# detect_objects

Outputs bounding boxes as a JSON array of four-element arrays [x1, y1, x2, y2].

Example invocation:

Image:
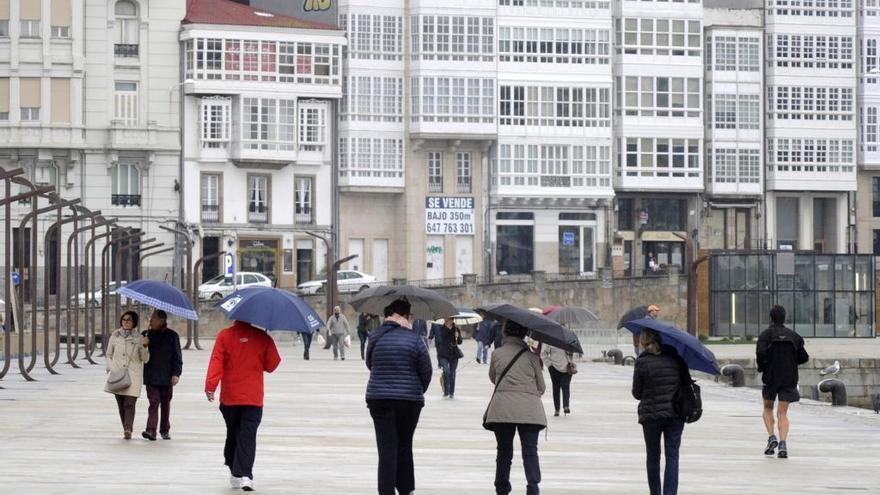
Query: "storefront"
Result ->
[[238, 238, 279, 285]]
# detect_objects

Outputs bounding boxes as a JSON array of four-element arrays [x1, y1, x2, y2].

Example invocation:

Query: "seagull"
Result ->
[[871, 393, 880, 414], [819, 360, 841, 376]]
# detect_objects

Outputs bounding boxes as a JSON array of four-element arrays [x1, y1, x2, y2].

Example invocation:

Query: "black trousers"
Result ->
[[358, 329, 369, 359], [220, 404, 263, 479], [548, 367, 572, 412], [493, 423, 542, 495], [642, 419, 684, 495], [367, 399, 423, 495], [145, 385, 173, 434], [302, 332, 313, 360], [114, 394, 137, 432]]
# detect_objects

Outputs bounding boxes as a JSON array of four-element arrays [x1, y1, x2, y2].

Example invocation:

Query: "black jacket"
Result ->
[[143, 328, 182, 386], [365, 322, 433, 403], [632, 347, 685, 424], [433, 323, 463, 360], [756, 324, 809, 388]]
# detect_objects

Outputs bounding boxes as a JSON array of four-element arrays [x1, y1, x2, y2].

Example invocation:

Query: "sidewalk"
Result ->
[[1, 339, 878, 494]]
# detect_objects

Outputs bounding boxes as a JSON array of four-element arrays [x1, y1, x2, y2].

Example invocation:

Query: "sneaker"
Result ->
[[240, 477, 255, 491], [777, 441, 788, 459], [230, 476, 242, 489], [141, 430, 156, 441], [764, 435, 778, 456]]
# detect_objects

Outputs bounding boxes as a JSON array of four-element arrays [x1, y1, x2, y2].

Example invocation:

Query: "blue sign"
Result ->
[[224, 253, 235, 278], [11, 271, 20, 286], [562, 232, 576, 246]]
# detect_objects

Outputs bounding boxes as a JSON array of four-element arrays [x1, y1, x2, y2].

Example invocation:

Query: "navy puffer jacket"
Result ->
[[632, 347, 685, 424], [365, 322, 433, 404]]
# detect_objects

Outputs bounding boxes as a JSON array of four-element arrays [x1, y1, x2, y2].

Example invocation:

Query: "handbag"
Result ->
[[482, 348, 529, 430], [675, 362, 703, 423], [106, 339, 135, 393], [455, 346, 464, 359]]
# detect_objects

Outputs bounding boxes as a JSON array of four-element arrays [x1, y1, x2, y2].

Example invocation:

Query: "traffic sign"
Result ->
[[224, 253, 235, 278], [11, 271, 20, 287]]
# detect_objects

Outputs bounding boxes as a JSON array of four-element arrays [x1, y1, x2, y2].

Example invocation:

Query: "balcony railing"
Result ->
[[114, 44, 139, 57], [428, 180, 443, 193], [456, 180, 472, 193], [295, 207, 313, 225], [248, 207, 268, 223], [201, 204, 220, 223], [112, 194, 141, 207]]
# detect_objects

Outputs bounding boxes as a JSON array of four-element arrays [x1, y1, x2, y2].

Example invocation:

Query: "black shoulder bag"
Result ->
[[675, 359, 703, 424], [482, 348, 529, 430]]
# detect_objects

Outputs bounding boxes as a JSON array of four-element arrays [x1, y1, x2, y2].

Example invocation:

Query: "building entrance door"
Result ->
[[558, 225, 595, 274], [239, 238, 279, 285], [426, 236, 444, 279]]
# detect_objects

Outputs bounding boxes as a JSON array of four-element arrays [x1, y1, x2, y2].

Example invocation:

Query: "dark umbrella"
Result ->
[[623, 318, 720, 375], [617, 305, 649, 329], [477, 303, 583, 354], [116, 279, 198, 320], [348, 284, 456, 321], [546, 306, 599, 327], [214, 287, 324, 333]]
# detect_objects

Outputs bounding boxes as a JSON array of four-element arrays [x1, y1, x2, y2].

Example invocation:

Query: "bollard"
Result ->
[[817, 379, 847, 406], [622, 356, 636, 367], [721, 364, 745, 387], [606, 349, 623, 365]]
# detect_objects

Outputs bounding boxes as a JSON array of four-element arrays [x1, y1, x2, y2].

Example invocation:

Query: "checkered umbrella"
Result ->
[[116, 279, 199, 320]]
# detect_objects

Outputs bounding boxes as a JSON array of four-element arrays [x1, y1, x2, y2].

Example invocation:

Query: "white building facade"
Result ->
[[764, 0, 858, 252], [180, 0, 345, 289], [0, 0, 184, 298], [857, 0, 880, 254]]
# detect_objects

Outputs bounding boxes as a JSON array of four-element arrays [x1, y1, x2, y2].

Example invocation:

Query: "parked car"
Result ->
[[73, 280, 127, 307], [297, 270, 378, 295], [198, 272, 273, 300]]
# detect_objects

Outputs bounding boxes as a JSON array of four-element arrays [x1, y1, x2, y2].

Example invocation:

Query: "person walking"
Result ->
[[327, 306, 351, 360], [357, 313, 380, 360], [301, 329, 314, 360], [541, 344, 575, 416], [474, 318, 492, 364], [434, 318, 463, 398], [205, 320, 282, 491], [104, 310, 150, 440], [484, 321, 546, 495], [756, 305, 809, 459], [141, 309, 182, 441], [365, 299, 432, 495], [632, 328, 686, 495]]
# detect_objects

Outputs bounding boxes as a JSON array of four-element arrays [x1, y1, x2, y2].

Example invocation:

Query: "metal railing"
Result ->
[[114, 44, 139, 57], [201, 204, 219, 222], [248, 208, 268, 223], [111, 194, 141, 207]]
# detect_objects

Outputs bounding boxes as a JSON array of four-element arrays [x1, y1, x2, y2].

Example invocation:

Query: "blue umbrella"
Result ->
[[214, 287, 324, 333], [624, 318, 720, 375], [116, 280, 199, 320]]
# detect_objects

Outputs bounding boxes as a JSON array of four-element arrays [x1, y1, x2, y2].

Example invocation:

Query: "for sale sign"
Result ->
[[425, 196, 475, 235]]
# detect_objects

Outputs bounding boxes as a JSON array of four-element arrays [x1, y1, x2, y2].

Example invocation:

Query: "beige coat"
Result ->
[[541, 344, 574, 374], [485, 337, 547, 428], [104, 328, 150, 397]]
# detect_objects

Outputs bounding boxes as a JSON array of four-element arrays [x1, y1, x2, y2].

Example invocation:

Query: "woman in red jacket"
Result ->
[[205, 320, 281, 492]]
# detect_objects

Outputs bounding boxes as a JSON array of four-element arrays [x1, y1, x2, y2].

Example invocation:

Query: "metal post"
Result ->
[[57, 208, 100, 367], [0, 167, 25, 381], [136, 243, 168, 280], [83, 226, 124, 363], [104, 229, 144, 350], [193, 250, 226, 350], [117, 237, 156, 314], [159, 225, 196, 349]]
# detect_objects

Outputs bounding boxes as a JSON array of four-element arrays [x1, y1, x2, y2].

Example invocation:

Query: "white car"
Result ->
[[73, 281, 127, 307], [198, 272, 273, 300], [297, 270, 378, 295]]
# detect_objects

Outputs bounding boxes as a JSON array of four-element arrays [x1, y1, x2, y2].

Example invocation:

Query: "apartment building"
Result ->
[[180, 0, 345, 288], [0, 0, 184, 297], [764, 0, 858, 252], [857, 0, 880, 254]]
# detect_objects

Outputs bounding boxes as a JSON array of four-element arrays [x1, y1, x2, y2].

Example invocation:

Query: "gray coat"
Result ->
[[327, 314, 351, 336], [485, 337, 547, 428]]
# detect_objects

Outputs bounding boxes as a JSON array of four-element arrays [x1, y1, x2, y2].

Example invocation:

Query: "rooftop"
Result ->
[[183, 0, 337, 31]]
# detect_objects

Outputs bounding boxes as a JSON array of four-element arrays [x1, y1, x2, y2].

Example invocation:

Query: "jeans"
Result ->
[[145, 385, 173, 434], [493, 423, 542, 495], [548, 367, 572, 412], [220, 404, 263, 479], [302, 332, 313, 360], [330, 334, 346, 359], [114, 394, 137, 432], [476, 341, 488, 362], [642, 419, 685, 495], [358, 329, 370, 360], [367, 399, 423, 495], [437, 357, 459, 396]]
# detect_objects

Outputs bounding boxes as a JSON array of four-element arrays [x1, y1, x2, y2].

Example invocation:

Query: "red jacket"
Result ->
[[205, 321, 281, 407]]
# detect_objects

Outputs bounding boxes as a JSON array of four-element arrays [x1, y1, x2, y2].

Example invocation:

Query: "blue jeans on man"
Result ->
[[476, 340, 488, 363]]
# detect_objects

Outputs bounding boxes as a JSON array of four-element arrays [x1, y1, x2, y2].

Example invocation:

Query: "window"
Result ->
[[428, 152, 443, 192], [200, 97, 231, 148], [113, 82, 137, 126], [770, 34, 853, 69], [620, 76, 700, 118], [412, 15, 494, 61], [499, 27, 610, 65], [873, 178, 880, 217], [51, 26, 69, 38], [51, 0, 72, 39], [865, 106, 879, 152], [20, 20, 40, 38], [498, 143, 611, 189], [295, 177, 314, 224], [617, 17, 701, 57], [342, 76, 402, 123], [242, 98, 296, 151], [341, 13, 402, 60], [456, 152, 472, 193], [714, 95, 736, 129], [0, 21, 7, 37], [767, 0, 854, 17], [767, 138, 855, 174], [299, 104, 325, 152], [496, 224, 534, 275], [500, 84, 611, 127], [200, 174, 221, 222], [709, 35, 760, 72], [411, 77, 494, 123], [711, 148, 760, 184], [247, 175, 269, 223], [114, 0, 138, 56], [621, 138, 701, 178], [499, 0, 611, 8], [0, 78, 8, 120], [111, 162, 141, 206], [338, 137, 404, 180], [19, 78, 40, 122], [767, 86, 853, 121]]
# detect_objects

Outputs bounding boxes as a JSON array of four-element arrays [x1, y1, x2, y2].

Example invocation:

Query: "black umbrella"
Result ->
[[546, 306, 600, 327], [617, 305, 649, 329], [348, 285, 456, 321], [477, 303, 583, 354]]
